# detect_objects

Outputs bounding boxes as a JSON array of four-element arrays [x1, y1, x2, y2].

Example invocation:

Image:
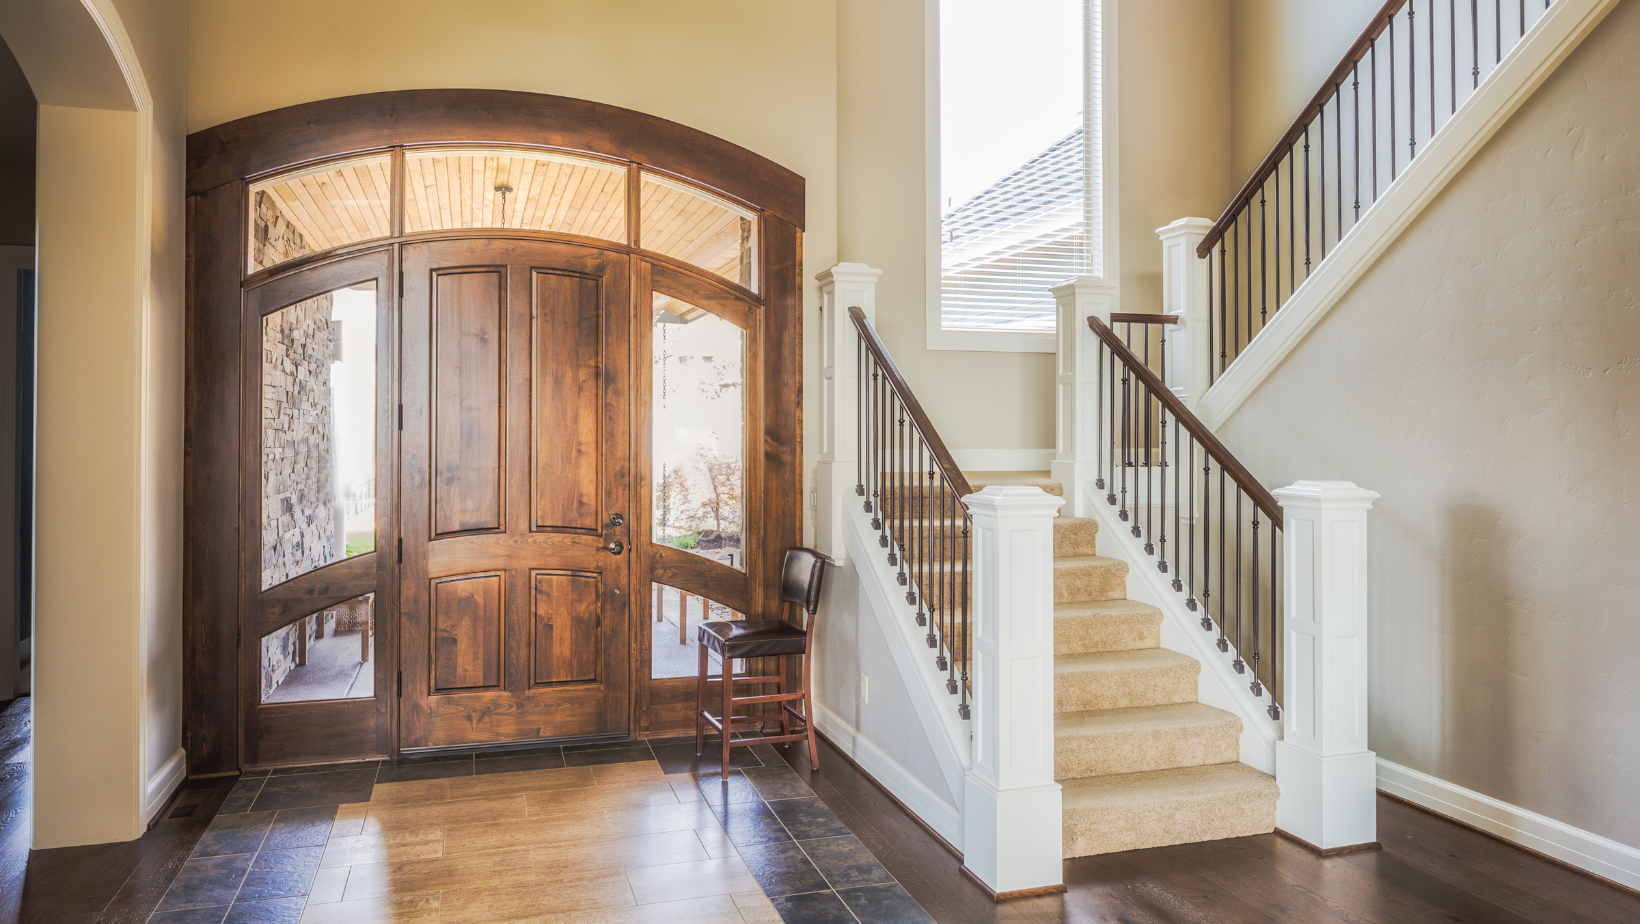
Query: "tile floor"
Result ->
[[149, 738, 935, 924]]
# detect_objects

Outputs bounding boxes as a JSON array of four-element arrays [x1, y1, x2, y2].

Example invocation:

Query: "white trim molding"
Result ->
[[961, 485, 1065, 895], [1194, 0, 1624, 430], [1378, 759, 1640, 892], [814, 702, 965, 850], [1274, 481, 1380, 851], [144, 747, 187, 825]]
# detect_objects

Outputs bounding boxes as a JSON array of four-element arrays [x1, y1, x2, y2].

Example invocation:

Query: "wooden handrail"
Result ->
[[1088, 316, 1282, 527], [849, 307, 973, 501], [1198, 0, 1408, 257], [1109, 312, 1179, 325]]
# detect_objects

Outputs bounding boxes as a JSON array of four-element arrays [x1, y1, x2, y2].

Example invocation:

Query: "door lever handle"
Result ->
[[599, 540, 625, 556]]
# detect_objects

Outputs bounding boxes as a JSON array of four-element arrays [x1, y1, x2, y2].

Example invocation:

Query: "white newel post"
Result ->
[[1273, 481, 1380, 851], [1049, 277, 1116, 520], [962, 485, 1065, 896], [1157, 218, 1214, 408], [814, 264, 882, 565]]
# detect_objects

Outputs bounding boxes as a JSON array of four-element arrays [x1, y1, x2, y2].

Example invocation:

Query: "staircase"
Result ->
[[967, 473, 1278, 858]]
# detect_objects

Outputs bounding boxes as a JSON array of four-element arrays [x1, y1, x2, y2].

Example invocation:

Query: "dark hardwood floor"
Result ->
[[0, 698, 241, 924], [777, 735, 1640, 924]]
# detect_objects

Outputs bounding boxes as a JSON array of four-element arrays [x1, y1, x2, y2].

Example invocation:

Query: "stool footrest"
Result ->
[[730, 691, 805, 706]]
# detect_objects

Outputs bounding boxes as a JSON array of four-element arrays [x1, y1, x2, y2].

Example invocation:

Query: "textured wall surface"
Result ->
[[1219, 0, 1640, 846]]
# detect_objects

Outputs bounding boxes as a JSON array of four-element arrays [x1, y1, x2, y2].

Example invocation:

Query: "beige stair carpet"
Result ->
[[962, 472, 1278, 858]]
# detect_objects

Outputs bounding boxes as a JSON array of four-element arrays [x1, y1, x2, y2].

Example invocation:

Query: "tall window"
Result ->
[[940, 0, 1099, 333]]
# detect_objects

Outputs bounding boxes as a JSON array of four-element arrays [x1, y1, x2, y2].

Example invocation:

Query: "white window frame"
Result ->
[[925, 0, 1119, 353]]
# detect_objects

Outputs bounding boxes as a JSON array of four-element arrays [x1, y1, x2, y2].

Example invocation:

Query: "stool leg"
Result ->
[[695, 641, 708, 756], [679, 593, 689, 644], [802, 651, 819, 771], [720, 652, 734, 776], [777, 660, 792, 740]]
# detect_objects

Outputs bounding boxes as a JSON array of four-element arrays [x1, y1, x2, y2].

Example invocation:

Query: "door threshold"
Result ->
[[397, 733, 631, 758]]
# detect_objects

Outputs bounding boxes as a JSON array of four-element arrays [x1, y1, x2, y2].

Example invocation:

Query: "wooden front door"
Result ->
[[399, 238, 633, 748]]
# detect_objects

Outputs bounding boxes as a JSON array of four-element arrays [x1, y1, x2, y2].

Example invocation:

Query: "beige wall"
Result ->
[[1117, 0, 1235, 312], [1229, 0, 1383, 179], [1218, 0, 1640, 846]]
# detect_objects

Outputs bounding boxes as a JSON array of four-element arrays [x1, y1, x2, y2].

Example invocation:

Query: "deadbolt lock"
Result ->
[[609, 513, 625, 527]]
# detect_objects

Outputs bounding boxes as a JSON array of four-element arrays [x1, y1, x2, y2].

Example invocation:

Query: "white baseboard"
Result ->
[[814, 702, 965, 852], [1378, 758, 1640, 891], [948, 449, 1054, 473], [144, 747, 187, 825]]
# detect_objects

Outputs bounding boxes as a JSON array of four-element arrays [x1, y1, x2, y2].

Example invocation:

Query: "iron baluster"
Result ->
[[1251, 504, 1262, 695]]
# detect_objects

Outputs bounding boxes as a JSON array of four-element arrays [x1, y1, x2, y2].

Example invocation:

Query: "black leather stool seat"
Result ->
[[698, 619, 808, 658]]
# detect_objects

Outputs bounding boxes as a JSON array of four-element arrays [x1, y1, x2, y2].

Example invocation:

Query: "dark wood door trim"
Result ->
[[186, 90, 805, 230]]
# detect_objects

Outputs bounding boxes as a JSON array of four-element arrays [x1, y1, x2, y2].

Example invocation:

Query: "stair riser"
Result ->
[[1053, 617, 1160, 654], [1054, 563, 1126, 603], [1062, 788, 1277, 858], [1056, 664, 1197, 713], [1055, 725, 1239, 779], [1053, 518, 1098, 557]]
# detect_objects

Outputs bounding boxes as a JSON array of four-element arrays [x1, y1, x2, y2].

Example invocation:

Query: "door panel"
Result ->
[[532, 272, 605, 533], [432, 270, 506, 536], [401, 238, 631, 748], [532, 571, 601, 685], [432, 573, 504, 691]]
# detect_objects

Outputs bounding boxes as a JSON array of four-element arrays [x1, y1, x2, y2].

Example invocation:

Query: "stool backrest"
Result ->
[[779, 548, 826, 620]]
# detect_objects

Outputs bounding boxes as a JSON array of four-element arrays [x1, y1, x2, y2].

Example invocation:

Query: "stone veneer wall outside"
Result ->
[[256, 205, 339, 698]]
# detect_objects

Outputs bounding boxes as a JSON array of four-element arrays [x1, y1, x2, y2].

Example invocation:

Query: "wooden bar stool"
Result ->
[[695, 548, 826, 775]]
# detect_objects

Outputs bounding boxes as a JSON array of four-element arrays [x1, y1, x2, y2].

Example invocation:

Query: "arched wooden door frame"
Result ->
[[185, 90, 804, 775]]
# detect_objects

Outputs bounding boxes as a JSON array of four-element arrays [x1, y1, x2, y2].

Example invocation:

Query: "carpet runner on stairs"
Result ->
[[967, 472, 1279, 858]]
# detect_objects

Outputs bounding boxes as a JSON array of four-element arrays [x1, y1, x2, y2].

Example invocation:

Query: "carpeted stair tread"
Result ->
[[963, 471, 1064, 497], [1060, 763, 1278, 857], [1053, 555, 1128, 603], [1055, 703, 1241, 778], [1053, 516, 1099, 557], [1055, 649, 1198, 712], [1054, 599, 1162, 654]]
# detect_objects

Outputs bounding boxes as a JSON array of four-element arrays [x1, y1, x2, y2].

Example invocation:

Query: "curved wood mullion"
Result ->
[[255, 553, 379, 639], [649, 546, 752, 617], [648, 261, 755, 331]]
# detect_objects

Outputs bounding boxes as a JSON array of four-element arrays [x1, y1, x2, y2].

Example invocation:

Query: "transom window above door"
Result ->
[[246, 146, 761, 294]]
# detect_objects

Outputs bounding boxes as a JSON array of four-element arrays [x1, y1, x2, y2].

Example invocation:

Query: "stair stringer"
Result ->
[[1195, 0, 1623, 430], [818, 501, 973, 848], [1083, 494, 1280, 775]]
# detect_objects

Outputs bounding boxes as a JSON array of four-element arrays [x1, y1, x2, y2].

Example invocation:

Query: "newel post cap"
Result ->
[[963, 484, 1066, 517], [1156, 216, 1215, 241], [1049, 275, 1116, 301], [1273, 480, 1380, 510], [815, 263, 883, 286]]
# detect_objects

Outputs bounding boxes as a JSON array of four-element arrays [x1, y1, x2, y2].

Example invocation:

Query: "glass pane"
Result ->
[[403, 147, 627, 241], [652, 293, 745, 570], [650, 582, 739, 679], [262, 282, 377, 589], [261, 594, 375, 703], [939, 0, 1089, 332], [250, 154, 393, 273], [639, 173, 757, 291]]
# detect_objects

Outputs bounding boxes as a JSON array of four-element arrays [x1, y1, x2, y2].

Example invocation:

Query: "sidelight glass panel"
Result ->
[[650, 582, 739, 680], [652, 294, 745, 571], [639, 173, 757, 291], [403, 147, 627, 241], [260, 593, 375, 703], [262, 282, 377, 589], [249, 153, 393, 273]]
